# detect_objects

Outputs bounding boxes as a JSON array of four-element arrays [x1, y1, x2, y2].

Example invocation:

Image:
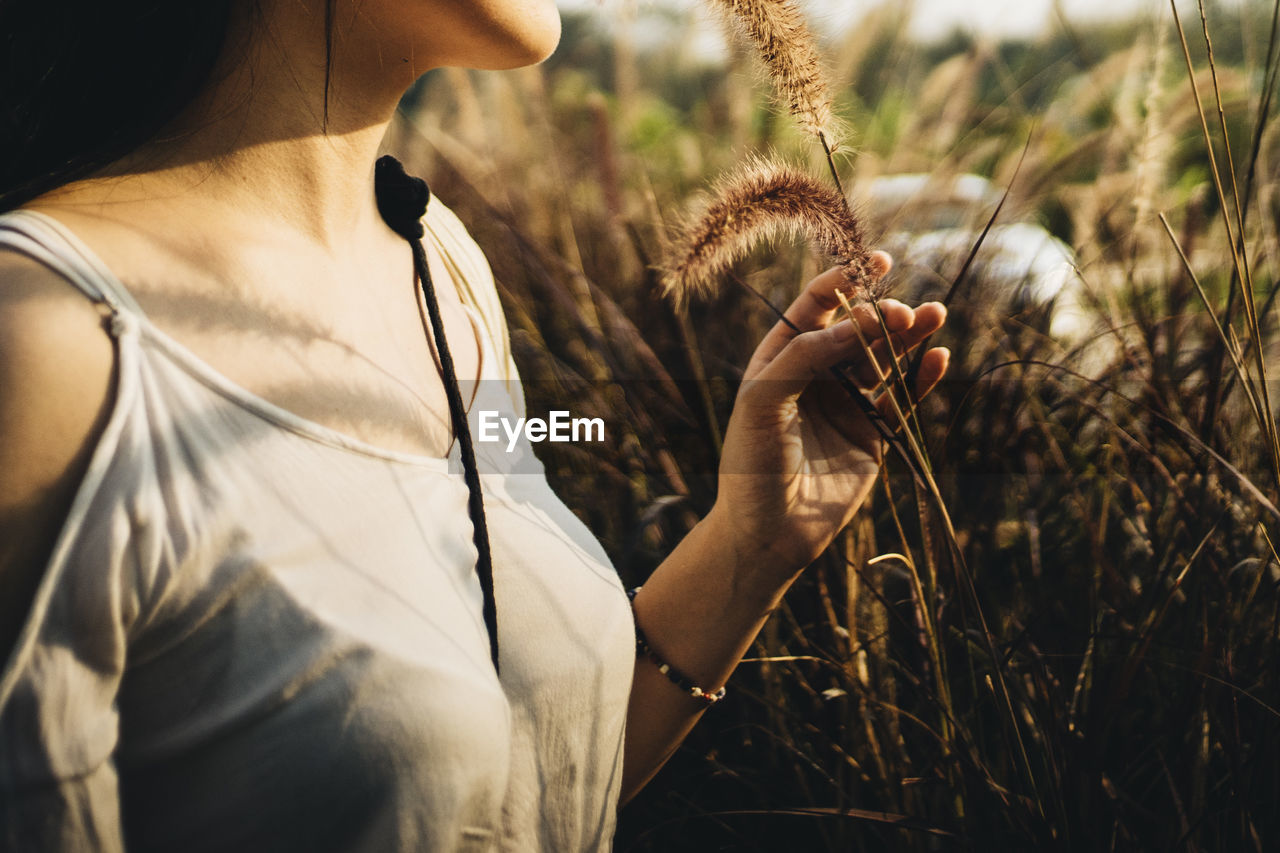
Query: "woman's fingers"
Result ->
[[843, 301, 947, 387], [744, 319, 874, 405], [744, 300, 947, 406], [912, 345, 950, 399], [874, 346, 951, 422], [745, 253, 893, 377], [870, 250, 893, 278], [746, 296, 914, 384]]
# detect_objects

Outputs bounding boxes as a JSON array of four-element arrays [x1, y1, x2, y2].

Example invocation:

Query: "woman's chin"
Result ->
[[356, 1, 562, 74], [477, 13, 562, 69]]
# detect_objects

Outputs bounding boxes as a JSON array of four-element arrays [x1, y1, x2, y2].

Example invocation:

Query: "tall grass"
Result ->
[[401, 0, 1280, 847]]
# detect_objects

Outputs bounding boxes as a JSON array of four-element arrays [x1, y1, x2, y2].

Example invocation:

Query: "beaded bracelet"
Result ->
[[626, 587, 727, 706]]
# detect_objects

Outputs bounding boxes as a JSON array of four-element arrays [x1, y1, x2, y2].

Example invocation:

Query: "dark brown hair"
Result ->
[[0, 0, 338, 212]]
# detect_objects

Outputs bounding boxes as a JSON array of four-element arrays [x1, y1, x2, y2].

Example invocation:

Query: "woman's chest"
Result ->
[[106, 347, 634, 849]]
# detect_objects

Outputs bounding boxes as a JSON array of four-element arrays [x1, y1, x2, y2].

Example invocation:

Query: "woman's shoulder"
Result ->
[[0, 246, 116, 663], [0, 245, 115, 435], [0, 247, 116, 474]]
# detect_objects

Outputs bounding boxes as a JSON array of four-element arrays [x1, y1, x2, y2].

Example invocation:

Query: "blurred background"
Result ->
[[561, 0, 1245, 41], [397, 0, 1278, 848]]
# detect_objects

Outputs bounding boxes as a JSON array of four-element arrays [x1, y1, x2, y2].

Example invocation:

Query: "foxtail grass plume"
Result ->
[[662, 158, 876, 306], [710, 0, 837, 146]]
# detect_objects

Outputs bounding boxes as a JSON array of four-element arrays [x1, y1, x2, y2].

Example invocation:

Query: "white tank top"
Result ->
[[0, 203, 634, 852]]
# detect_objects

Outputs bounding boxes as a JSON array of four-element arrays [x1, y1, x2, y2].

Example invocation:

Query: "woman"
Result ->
[[0, 0, 950, 850]]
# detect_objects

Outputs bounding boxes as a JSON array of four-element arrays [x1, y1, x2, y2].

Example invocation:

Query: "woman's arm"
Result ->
[[0, 252, 129, 851], [620, 262, 949, 798]]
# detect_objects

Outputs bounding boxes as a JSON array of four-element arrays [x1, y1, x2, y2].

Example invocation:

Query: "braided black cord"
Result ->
[[374, 155, 500, 672]]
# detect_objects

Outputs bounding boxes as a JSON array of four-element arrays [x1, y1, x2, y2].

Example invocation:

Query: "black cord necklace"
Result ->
[[373, 155, 499, 673]]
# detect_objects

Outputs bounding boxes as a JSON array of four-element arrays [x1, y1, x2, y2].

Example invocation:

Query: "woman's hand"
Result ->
[[622, 255, 948, 796], [623, 256, 947, 795], [706, 255, 950, 579]]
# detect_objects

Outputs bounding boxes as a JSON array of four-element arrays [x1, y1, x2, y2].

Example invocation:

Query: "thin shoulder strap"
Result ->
[[0, 210, 145, 316]]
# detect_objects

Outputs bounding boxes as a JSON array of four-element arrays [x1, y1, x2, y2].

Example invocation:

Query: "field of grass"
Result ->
[[399, 1, 1280, 848]]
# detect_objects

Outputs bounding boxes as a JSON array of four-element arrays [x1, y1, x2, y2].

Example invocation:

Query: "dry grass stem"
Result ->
[[662, 157, 874, 305], [1171, 0, 1280, 484]]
